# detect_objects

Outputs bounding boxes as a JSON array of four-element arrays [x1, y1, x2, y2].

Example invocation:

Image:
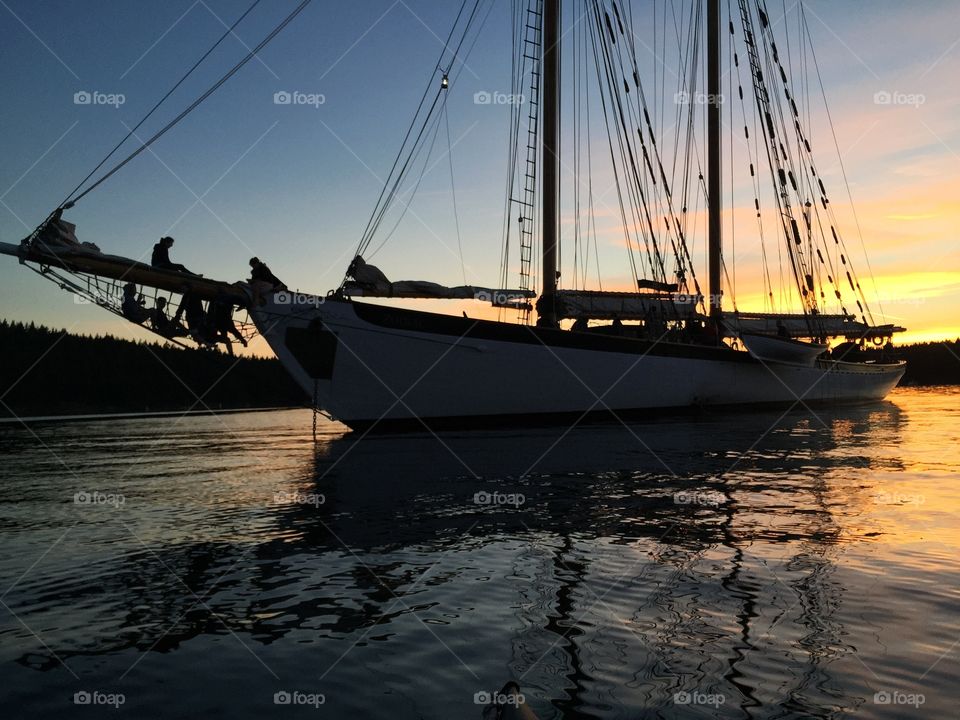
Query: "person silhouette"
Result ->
[[151, 236, 197, 275]]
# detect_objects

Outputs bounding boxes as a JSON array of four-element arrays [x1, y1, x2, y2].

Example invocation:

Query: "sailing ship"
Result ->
[[1, 0, 906, 430]]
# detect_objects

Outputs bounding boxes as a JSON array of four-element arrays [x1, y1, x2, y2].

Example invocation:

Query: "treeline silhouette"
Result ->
[[896, 340, 960, 386], [0, 320, 308, 418]]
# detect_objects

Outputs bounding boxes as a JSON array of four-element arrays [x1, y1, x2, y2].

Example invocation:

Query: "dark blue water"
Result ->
[[0, 387, 957, 718]]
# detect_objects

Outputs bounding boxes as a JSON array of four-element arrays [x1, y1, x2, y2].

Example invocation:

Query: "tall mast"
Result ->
[[707, 0, 722, 318], [539, 0, 559, 327]]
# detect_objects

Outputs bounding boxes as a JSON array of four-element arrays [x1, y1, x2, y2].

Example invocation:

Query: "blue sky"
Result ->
[[1, 0, 958, 345]]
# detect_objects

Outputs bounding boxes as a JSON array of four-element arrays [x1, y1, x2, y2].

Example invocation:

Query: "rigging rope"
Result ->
[[586, 0, 708, 314], [799, 2, 880, 325], [351, 0, 486, 268], [61, 0, 265, 209], [64, 0, 312, 209], [737, 0, 878, 332], [365, 101, 447, 259], [444, 107, 468, 285]]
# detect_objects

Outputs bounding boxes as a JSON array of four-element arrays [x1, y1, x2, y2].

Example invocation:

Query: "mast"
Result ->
[[539, 0, 559, 327], [707, 0, 722, 318]]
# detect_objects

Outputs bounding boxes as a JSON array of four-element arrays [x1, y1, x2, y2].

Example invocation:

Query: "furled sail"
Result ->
[[553, 289, 699, 320], [722, 312, 904, 340], [343, 256, 534, 304]]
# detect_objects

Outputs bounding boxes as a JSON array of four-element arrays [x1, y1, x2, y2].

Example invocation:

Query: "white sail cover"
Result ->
[[551, 290, 903, 339], [344, 257, 533, 302], [723, 312, 904, 339], [554, 290, 700, 319]]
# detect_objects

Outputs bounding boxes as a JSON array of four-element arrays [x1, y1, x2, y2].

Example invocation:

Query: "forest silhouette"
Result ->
[[0, 320, 307, 418]]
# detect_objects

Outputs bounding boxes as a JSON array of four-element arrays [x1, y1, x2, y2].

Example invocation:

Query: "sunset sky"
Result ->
[[0, 0, 957, 353]]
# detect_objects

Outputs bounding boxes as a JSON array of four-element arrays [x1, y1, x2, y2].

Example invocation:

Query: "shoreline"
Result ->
[[0, 405, 307, 426], [3, 383, 958, 427]]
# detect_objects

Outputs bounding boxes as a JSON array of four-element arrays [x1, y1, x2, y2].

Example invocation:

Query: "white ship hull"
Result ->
[[252, 295, 905, 431]]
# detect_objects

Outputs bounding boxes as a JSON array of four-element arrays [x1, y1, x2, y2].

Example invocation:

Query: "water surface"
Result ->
[[0, 387, 957, 718]]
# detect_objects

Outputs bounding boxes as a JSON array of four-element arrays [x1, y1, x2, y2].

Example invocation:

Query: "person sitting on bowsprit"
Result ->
[[249, 256, 286, 305], [121, 283, 150, 324], [149, 297, 188, 339], [151, 236, 199, 275]]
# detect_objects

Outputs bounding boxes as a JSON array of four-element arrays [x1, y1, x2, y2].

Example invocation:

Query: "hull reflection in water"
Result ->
[[0, 390, 956, 719]]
